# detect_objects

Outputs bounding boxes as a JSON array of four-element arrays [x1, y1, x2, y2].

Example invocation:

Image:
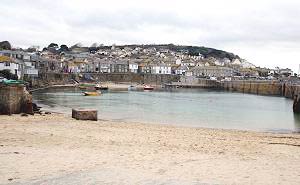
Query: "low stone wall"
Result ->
[[221, 81, 283, 96], [0, 84, 33, 115]]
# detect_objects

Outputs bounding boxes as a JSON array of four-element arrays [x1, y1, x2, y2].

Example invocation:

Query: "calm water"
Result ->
[[32, 88, 300, 133]]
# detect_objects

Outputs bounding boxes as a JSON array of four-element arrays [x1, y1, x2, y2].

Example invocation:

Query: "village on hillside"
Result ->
[[0, 42, 295, 82]]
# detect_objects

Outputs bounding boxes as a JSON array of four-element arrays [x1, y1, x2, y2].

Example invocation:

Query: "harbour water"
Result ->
[[32, 88, 300, 133]]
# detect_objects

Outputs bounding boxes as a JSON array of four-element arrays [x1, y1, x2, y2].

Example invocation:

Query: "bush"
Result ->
[[0, 41, 12, 50], [0, 69, 18, 80]]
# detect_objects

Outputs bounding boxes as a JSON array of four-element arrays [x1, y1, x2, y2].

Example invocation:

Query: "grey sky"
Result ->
[[1, 0, 300, 72]]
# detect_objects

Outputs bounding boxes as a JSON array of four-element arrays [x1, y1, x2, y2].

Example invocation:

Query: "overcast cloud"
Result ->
[[0, 0, 300, 72]]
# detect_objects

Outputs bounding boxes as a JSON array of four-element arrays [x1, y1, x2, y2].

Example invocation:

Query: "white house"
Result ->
[[66, 59, 89, 73], [204, 62, 210, 66], [0, 56, 21, 79], [175, 59, 182, 65], [240, 59, 256, 69], [196, 62, 204, 67], [214, 59, 225, 66], [232, 59, 242, 65], [175, 65, 189, 75], [151, 64, 171, 74], [181, 60, 195, 67], [129, 62, 138, 73], [23, 54, 39, 77], [23, 60, 38, 77]]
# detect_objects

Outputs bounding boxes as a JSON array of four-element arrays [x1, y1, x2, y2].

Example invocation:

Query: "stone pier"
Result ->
[[0, 84, 33, 115]]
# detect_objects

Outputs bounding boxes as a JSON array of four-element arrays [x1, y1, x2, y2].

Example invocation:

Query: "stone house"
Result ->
[[175, 65, 189, 75], [191, 66, 234, 77], [110, 60, 129, 73], [138, 63, 152, 74], [38, 58, 64, 73]]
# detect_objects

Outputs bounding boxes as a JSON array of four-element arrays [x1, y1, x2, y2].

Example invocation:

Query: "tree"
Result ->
[[0, 41, 12, 50], [59, 44, 69, 52], [26, 45, 40, 52], [48, 43, 58, 49], [89, 43, 99, 53], [26, 47, 37, 52], [0, 69, 18, 80]]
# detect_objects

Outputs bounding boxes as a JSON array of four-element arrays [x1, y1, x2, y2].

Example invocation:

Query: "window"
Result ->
[[5, 62, 10, 66]]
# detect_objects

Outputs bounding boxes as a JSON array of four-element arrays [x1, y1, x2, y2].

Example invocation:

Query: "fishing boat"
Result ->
[[95, 84, 109, 90], [83, 91, 101, 96], [144, 85, 154, 90], [128, 85, 137, 91]]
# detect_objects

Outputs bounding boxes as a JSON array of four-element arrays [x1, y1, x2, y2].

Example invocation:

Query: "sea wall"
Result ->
[[283, 84, 300, 98], [24, 73, 300, 99], [26, 73, 180, 87], [171, 76, 220, 88], [221, 81, 284, 96], [24, 73, 73, 88], [88, 73, 180, 84], [0, 84, 33, 115]]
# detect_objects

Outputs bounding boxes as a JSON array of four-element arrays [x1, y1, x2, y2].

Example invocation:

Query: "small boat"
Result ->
[[128, 85, 136, 90], [83, 91, 101, 96], [95, 84, 109, 90], [144, 85, 154, 90]]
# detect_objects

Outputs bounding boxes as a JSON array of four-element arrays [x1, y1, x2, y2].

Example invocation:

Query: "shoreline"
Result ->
[[35, 104, 299, 135], [0, 113, 300, 184]]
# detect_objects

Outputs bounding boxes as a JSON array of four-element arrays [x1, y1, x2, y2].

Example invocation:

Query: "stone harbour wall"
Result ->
[[24, 73, 300, 99], [283, 84, 300, 99], [26, 73, 180, 87], [88, 73, 180, 84], [221, 81, 284, 96]]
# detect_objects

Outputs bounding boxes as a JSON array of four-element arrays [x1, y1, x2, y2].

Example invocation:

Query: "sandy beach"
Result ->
[[0, 114, 300, 185]]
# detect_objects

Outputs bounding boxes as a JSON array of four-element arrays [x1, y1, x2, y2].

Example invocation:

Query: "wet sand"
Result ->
[[0, 114, 300, 185]]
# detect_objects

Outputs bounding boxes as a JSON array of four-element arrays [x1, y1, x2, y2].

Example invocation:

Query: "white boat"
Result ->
[[144, 85, 154, 90]]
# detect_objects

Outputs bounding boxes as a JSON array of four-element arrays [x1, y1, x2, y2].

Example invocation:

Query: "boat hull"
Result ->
[[144, 87, 154, 90], [95, 86, 109, 90], [83, 92, 101, 96]]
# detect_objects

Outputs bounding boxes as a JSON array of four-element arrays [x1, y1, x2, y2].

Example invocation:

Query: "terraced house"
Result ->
[[191, 66, 234, 77]]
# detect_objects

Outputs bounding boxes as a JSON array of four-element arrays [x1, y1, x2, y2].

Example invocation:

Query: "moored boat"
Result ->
[[144, 85, 154, 90], [83, 91, 101, 96], [128, 85, 137, 90], [95, 84, 109, 90]]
